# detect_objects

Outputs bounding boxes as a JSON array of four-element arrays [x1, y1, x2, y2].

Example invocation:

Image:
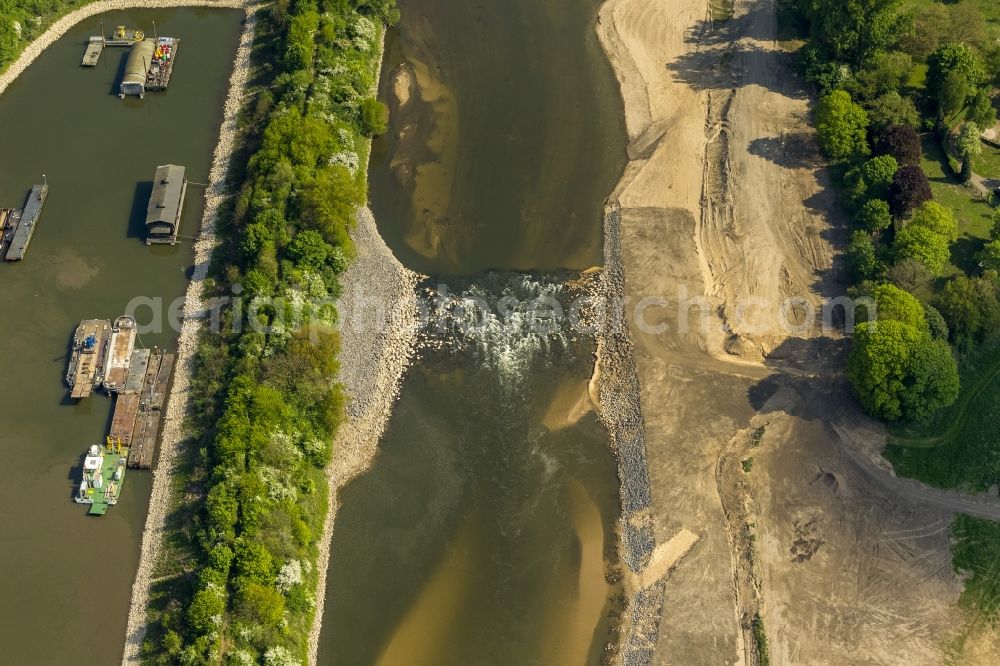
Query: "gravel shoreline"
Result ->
[[305, 30, 423, 663], [306, 207, 421, 663]]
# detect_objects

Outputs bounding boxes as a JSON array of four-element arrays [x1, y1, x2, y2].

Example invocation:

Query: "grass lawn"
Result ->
[[885, 343, 1000, 490], [920, 135, 996, 273], [903, 0, 1000, 39], [951, 515, 1000, 619], [972, 141, 1000, 181]]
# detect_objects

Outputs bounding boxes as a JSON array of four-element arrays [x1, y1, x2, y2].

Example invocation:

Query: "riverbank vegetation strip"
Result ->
[[779, 0, 1000, 624], [131, 1, 398, 664]]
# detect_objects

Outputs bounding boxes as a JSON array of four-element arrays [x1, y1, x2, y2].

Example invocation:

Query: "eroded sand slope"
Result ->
[[598, 0, 971, 663]]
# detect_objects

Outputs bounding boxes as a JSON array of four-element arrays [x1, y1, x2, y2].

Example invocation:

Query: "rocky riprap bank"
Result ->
[[306, 206, 421, 662], [597, 202, 663, 666]]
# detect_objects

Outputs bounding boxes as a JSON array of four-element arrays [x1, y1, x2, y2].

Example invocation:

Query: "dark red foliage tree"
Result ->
[[874, 125, 922, 166], [888, 165, 933, 218]]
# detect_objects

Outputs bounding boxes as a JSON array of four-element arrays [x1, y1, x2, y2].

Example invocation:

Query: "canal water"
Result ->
[[0, 9, 241, 664], [319, 1, 627, 664]]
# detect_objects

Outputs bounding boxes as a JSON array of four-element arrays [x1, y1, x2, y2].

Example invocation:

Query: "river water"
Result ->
[[319, 1, 627, 664], [0, 9, 241, 664]]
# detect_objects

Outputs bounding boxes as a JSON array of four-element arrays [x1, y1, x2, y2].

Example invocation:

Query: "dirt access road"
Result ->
[[598, 0, 998, 663]]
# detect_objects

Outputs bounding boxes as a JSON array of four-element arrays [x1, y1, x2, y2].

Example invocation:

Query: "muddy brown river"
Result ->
[[317, 1, 628, 664]]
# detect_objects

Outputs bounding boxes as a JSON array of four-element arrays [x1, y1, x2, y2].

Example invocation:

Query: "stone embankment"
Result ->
[[595, 203, 663, 666]]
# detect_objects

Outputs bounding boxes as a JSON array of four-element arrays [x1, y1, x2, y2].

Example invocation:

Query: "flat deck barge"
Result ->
[[75, 439, 129, 515], [80, 26, 144, 66], [3, 184, 47, 261], [66, 319, 112, 399], [110, 393, 141, 445], [127, 351, 174, 469], [103, 315, 137, 392], [81, 37, 103, 66]]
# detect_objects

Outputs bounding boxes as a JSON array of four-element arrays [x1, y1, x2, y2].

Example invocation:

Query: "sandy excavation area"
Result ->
[[597, 0, 991, 663]]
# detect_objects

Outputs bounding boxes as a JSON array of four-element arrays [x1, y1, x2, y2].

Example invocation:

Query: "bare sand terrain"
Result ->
[[596, 0, 996, 663]]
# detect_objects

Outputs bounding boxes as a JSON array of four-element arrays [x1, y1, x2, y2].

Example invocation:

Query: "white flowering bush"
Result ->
[[226, 649, 255, 666], [263, 645, 301, 666], [276, 559, 304, 592]]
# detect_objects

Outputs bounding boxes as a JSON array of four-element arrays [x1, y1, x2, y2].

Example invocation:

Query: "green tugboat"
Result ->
[[75, 437, 129, 515]]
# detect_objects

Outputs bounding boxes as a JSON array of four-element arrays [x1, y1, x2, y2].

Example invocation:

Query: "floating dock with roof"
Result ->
[[120, 37, 180, 98], [145, 164, 187, 245]]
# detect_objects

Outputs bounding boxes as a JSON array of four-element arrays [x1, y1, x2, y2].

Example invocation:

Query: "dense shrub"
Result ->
[[888, 165, 932, 218], [815, 89, 870, 160], [857, 198, 892, 232], [894, 223, 950, 274], [358, 97, 388, 136], [874, 125, 922, 166]]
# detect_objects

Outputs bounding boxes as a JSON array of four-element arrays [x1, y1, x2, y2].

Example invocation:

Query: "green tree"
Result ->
[[936, 275, 1000, 349], [866, 92, 920, 134], [870, 282, 927, 331], [235, 582, 286, 626], [801, 0, 904, 66], [187, 586, 225, 633], [939, 71, 970, 118], [979, 240, 1000, 272], [234, 538, 274, 585], [847, 230, 879, 281], [895, 223, 950, 274], [860, 155, 899, 199], [900, 336, 960, 421], [923, 304, 949, 340], [299, 165, 364, 250], [848, 319, 958, 420], [957, 121, 982, 182], [855, 51, 912, 99], [816, 90, 870, 160], [968, 89, 997, 130], [857, 198, 893, 232], [928, 42, 985, 112], [910, 201, 959, 241], [358, 97, 388, 136], [287, 229, 333, 270]]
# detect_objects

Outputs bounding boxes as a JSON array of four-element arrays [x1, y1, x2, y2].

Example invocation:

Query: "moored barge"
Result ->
[[102, 315, 137, 393], [66, 319, 112, 399], [75, 438, 129, 515]]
